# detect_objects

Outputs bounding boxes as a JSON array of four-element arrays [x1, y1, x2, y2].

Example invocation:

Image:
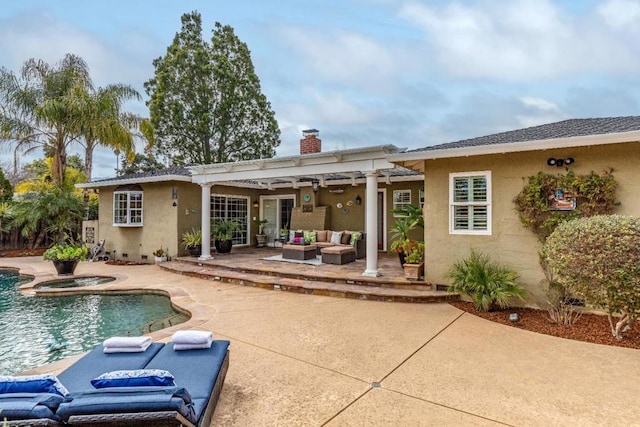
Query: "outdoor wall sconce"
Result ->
[[355, 194, 362, 205], [312, 179, 319, 193], [547, 157, 574, 167], [253, 200, 259, 208], [171, 187, 178, 199]]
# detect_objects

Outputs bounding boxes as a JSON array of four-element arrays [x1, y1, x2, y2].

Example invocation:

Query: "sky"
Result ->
[[1, 0, 640, 179]]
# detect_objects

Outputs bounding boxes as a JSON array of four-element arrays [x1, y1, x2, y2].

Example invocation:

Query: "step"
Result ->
[[159, 261, 459, 304], [174, 256, 435, 292]]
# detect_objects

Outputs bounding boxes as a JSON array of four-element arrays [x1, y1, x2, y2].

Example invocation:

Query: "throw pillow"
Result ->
[[341, 232, 352, 245], [350, 232, 362, 245], [91, 369, 175, 389], [330, 231, 343, 244], [0, 374, 69, 397], [315, 230, 328, 242], [303, 230, 316, 244]]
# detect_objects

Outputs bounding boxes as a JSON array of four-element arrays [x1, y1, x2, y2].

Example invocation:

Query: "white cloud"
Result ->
[[597, 0, 640, 29], [397, 0, 640, 80], [277, 26, 397, 91]]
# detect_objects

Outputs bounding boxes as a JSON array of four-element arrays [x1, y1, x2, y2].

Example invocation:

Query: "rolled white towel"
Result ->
[[171, 330, 213, 345], [103, 336, 152, 349]]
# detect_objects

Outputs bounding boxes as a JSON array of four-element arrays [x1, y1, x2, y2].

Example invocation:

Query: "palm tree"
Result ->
[[0, 54, 92, 185], [75, 84, 142, 180]]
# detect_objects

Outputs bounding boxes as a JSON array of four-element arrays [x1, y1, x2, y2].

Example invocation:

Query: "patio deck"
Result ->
[[162, 246, 458, 304]]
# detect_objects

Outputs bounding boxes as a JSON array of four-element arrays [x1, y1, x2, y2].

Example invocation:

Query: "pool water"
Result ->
[[0, 270, 189, 375]]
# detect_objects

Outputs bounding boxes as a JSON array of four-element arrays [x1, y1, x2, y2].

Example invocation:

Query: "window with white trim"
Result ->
[[449, 171, 491, 235], [113, 190, 143, 226], [393, 190, 411, 217], [211, 195, 249, 245]]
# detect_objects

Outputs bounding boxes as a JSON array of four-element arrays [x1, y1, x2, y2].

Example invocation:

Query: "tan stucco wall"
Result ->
[[422, 142, 640, 305], [98, 182, 183, 261]]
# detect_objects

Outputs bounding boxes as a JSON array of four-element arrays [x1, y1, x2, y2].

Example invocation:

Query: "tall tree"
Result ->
[[145, 11, 280, 165], [76, 84, 141, 181], [0, 54, 91, 184]]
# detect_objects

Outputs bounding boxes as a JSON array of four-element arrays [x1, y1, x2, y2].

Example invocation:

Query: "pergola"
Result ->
[[188, 144, 407, 277]]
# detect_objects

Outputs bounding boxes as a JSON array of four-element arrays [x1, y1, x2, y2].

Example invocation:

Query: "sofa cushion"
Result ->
[[0, 392, 64, 421], [303, 230, 316, 244], [340, 232, 352, 245], [315, 230, 329, 242], [330, 231, 343, 244], [349, 232, 362, 245]]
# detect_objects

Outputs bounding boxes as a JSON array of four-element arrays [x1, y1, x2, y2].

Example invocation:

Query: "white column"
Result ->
[[362, 171, 380, 277], [198, 184, 213, 260]]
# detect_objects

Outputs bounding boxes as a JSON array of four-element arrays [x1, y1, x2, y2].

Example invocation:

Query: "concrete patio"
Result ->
[[6, 256, 640, 426]]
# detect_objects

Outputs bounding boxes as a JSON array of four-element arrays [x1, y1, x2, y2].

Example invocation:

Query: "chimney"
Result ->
[[300, 129, 321, 155]]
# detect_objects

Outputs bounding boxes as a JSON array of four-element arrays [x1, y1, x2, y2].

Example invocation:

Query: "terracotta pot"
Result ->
[[403, 262, 424, 280]]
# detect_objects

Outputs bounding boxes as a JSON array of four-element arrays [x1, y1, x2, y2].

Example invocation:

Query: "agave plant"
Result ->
[[447, 249, 526, 312]]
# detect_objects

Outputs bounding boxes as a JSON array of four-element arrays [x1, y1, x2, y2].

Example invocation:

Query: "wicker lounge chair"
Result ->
[[0, 343, 164, 426], [57, 340, 230, 427]]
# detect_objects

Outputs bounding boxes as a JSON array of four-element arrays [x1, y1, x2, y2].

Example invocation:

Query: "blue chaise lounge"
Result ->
[[56, 339, 230, 426]]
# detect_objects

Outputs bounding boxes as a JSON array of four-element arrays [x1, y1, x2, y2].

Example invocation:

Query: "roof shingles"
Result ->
[[411, 116, 640, 152]]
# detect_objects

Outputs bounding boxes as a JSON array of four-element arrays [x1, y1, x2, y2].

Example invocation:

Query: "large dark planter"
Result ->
[[215, 239, 233, 254], [53, 259, 79, 275], [398, 251, 406, 266], [188, 245, 202, 257]]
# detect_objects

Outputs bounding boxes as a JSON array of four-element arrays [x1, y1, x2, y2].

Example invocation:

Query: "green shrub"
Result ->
[[43, 243, 88, 261], [543, 215, 640, 339], [447, 249, 526, 312]]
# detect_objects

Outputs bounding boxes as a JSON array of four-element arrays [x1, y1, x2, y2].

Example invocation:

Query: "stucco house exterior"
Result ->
[[387, 116, 640, 304], [78, 130, 424, 276]]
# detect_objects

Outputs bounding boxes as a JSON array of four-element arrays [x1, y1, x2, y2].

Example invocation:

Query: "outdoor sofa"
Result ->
[[288, 230, 366, 258], [0, 336, 230, 427]]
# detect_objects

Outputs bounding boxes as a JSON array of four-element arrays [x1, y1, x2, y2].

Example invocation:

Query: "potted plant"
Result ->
[[153, 247, 168, 263], [181, 228, 203, 256], [43, 242, 89, 275], [402, 240, 425, 280], [390, 205, 424, 266], [254, 218, 269, 247], [212, 219, 240, 254]]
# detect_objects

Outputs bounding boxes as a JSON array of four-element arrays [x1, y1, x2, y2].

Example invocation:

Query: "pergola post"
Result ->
[[198, 184, 213, 260], [362, 171, 380, 277]]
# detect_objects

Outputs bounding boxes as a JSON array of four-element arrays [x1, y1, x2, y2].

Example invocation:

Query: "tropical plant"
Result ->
[[447, 249, 526, 312], [254, 218, 268, 234], [391, 203, 424, 230], [0, 54, 91, 184], [389, 217, 415, 253], [9, 185, 84, 248], [144, 12, 280, 166], [181, 227, 202, 249], [43, 242, 88, 261], [212, 219, 240, 241], [75, 84, 141, 180], [543, 215, 640, 339]]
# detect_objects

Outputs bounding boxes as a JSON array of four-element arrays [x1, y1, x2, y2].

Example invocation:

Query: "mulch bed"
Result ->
[[0, 248, 47, 257], [450, 301, 640, 350]]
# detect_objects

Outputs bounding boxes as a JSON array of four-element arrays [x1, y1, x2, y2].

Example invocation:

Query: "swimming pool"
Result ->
[[0, 269, 189, 375], [34, 275, 116, 289]]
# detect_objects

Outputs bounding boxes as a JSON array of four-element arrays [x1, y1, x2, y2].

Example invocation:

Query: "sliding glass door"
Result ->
[[260, 195, 295, 245]]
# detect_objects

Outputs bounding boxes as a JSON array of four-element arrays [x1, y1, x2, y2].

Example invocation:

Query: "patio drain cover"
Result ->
[[371, 382, 381, 388]]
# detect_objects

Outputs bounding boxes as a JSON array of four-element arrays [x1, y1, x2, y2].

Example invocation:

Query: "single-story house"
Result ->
[[78, 130, 424, 277], [387, 116, 640, 304]]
